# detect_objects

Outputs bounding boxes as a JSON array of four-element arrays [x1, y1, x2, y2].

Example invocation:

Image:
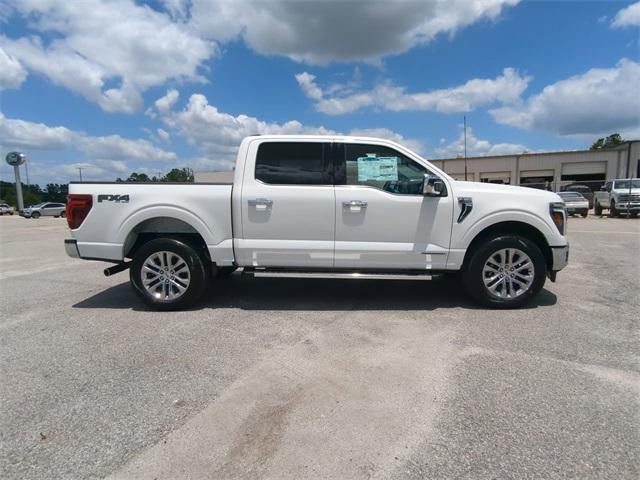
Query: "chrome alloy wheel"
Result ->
[[141, 251, 191, 301], [482, 248, 534, 299]]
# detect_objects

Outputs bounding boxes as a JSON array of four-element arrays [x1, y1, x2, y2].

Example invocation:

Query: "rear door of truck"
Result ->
[[235, 139, 335, 268]]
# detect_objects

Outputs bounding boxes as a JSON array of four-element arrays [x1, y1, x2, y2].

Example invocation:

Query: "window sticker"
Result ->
[[356, 155, 399, 181]]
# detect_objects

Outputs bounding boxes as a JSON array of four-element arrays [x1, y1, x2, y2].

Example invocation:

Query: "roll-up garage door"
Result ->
[[562, 162, 606, 176], [520, 169, 554, 178]]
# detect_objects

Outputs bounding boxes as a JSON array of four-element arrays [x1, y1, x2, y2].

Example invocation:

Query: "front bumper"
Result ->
[[65, 239, 80, 258], [551, 243, 569, 271], [615, 202, 640, 210]]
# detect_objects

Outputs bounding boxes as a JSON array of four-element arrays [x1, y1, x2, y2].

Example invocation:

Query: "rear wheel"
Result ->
[[130, 238, 208, 310], [31, 211, 40, 219], [594, 201, 602, 216], [581, 210, 588, 218], [60, 211, 66, 218], [462, 235, 546, 308]]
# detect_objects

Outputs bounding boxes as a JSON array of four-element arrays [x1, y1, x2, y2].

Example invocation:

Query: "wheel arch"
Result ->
[[123, 216, 209, 261], [461, 221, 552, 271]]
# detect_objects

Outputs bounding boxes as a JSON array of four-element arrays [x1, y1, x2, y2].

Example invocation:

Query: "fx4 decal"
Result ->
[[98, 194, 130, 203]]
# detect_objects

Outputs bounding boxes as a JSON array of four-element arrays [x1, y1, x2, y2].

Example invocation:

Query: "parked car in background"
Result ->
[[594, 178, 640, 217], [557, 192, 589, 217], [19, 202, 66, 219], [561, 184, 595, 208], [0, 203, 15, 215]]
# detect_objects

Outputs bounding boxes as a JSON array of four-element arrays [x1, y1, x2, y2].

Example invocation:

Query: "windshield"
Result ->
[[614, 179, 640, 189], [31, 203, 46, 208]]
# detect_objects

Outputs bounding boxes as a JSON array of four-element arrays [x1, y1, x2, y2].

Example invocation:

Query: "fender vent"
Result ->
[[457, 197, 473, 223]]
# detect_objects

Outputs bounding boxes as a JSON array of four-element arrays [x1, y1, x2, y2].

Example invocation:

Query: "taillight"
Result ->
[[66, 194, 93, 229]]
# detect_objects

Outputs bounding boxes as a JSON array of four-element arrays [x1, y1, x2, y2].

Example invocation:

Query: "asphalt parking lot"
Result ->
[[1, 214, 638, 479]]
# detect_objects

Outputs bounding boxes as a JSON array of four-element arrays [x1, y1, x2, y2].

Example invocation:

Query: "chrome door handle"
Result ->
[[248, 198, 273, 209], [343, 200, 367, 208]]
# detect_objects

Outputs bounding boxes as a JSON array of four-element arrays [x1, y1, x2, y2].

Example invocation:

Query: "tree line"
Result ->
[[0, 168, 194, 207]]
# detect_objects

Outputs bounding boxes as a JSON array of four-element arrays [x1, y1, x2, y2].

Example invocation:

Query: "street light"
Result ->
[[6, 152, 26, 211]]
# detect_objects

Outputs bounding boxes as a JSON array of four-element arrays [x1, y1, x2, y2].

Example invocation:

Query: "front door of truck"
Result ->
[[333, 142, 454, 270], [237, 140, 335, 268]]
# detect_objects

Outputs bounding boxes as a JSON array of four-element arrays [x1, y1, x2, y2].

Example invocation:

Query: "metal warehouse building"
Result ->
[[195, 140, 640, 191], [430, 140, 640, 191]]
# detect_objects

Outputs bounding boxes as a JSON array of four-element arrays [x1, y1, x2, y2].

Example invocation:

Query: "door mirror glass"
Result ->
[[423, 174, 446, 196]]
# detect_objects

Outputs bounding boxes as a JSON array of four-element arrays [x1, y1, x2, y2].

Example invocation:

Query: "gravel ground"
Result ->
[[0, 214, 638, 479]]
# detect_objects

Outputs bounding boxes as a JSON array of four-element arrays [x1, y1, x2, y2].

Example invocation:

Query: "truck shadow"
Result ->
[[73, 273, 557, 311]]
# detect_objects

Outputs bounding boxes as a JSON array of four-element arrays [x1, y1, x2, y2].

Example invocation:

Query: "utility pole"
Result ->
[[25, 159, 30, 187], [464, 115, 468, 181], [78, 167, 84, 182]]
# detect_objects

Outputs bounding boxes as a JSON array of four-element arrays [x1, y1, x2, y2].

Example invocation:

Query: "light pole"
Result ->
[[463, 116, 468, 181], [78, 167, 84, 182], [6, 152, 26, 211]]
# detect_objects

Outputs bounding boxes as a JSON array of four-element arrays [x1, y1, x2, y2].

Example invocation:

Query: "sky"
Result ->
[[0, 0, 639, 185]]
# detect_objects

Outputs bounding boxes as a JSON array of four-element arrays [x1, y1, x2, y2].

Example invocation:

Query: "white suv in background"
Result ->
[[0, 203, 15, 215]]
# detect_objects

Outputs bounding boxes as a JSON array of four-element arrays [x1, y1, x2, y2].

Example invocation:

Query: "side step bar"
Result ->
[[244, 269, 436, 281]]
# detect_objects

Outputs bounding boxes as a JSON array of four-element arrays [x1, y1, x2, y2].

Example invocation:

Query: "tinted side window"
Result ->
[[255, 142, 330, 185], [336, 143, 428, 195]]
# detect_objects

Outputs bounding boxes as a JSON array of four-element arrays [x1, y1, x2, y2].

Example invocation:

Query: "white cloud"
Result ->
[[490, 59, 640, 136], [434, 126, 528, 158], [160, 93, 336, 157], [157, 128, 171, 143], [151, 91, 425, 170], [0, 113, 178, 183], [1, 0, 521, 112], [1, 0, 213, 113], [0, 112, 74, 150], [297, 68, 531, 115], [612, 1, 640, 28], [155, 89, 180, 113], [295, 72, 323, 101], [190, 0, 520, 64], [0, 46, 27, 89]]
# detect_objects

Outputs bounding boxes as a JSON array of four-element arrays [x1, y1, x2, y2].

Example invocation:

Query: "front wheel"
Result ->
[[31, 212, 40, 219], [130, 238, 208, 310], [609, 200, 618, 218], [462, 235, 546, 308]]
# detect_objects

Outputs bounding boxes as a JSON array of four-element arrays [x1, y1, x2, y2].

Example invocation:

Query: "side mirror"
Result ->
[[423, 174, 446, 197]]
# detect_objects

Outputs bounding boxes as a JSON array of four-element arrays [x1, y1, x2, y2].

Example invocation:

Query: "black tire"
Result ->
[[130, 238, 208, 311], [31, 212, 40, 219], [609, 200, 618, 218], [462, 234, 546, 309], [594, 201, 602, 216], [581, 210, 588, 218], [60, 211, 66, 218]]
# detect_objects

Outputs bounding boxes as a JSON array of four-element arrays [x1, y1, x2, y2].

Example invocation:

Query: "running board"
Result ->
[[245, 270, 436, 281]]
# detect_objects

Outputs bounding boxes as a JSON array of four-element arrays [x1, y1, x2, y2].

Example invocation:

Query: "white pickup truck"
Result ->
[[593, 178, 640, 217], [65, 135, 569, 310]]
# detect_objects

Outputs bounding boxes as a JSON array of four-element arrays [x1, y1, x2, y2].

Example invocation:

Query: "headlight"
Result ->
[[550, 202, 566, 235]]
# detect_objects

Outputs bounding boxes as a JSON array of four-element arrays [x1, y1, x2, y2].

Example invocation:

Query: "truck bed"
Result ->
[[67, 182, 234, 264]]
